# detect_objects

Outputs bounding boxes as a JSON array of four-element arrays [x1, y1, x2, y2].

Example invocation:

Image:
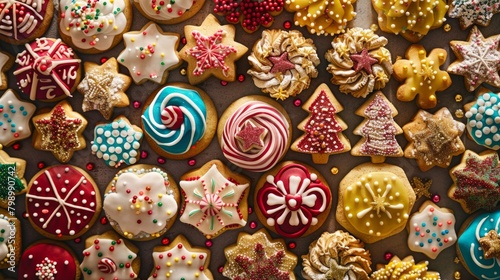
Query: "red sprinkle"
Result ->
[[74, 238, 81, 243], [133, 101, 141, 109], [100, 57, 108, 64], [220, 80, 228, 86], [293, 98, 302, 107], [157, 157, 166, 164], [188, 159, 196, 166], [205, 240, 213, 247], [100, 217, 108, 225], [237, 74, 245, 82], [288, 241, 296, 249], [248, 207, 253, 214], [432, 194, 441, 203], [140, 151, 149, 159], [37, 161, 45, 169], [162, 238, 170, 245], [384, 252, 393, 261], [283, 20, 292, 29], [86, 162, 95, 171], [218, 266, 224, 273], [12, 143, 20, 150], [249, 221, 257, 229]]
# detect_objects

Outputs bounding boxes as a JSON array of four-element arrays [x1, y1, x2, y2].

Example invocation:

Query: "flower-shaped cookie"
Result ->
[[247, 29, 320, 100], [0, 89, 36, 147], [117, 22, 181, 84], [464, 90, 500, 150], [403, 108, 465, 171], [371, 256, 440, 279], [0, 146, 27, 208], [393, 45, 451, 109], [372, 0, 448, 42], [326, 28, 392, 98], [285, 0, 356, 35], [448, 26, 500, 92], [78, 58, 131, 120], [448, 0, 500, 29]]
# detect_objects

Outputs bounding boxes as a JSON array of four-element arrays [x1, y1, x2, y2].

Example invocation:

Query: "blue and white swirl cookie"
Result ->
[[141, 83, 216, 159]]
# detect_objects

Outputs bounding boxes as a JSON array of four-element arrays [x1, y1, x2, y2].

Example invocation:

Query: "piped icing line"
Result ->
[[407, 202, 456, 259], [221, 100, 290, 172], [80, 237, 138, 279], [26, 165, 99, 238], [135, 0, 195, 21], [142, 85, 207, 155], [103, 166, 178, 240], [0, 0, 50, 41], [14, 38, 81, 101], [91, 117, 143, 168], [0, 89, 36, 146], [179, 163, 249, 237], [59, 0, 128, 51], [257, 163, 331, 238], [458, 210, 500, 280], [19, 243, 78, 280], [465, 91, 500, 150]]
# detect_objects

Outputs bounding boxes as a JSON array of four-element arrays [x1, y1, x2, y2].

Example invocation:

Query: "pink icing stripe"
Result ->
[[221, 101, 289, 172]]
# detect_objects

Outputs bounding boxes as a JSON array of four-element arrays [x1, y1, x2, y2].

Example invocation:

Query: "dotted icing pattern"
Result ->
[[457, 210, 500, 280], [465, 92, 500, 150], [0, 0, 50, 41], [91, 118, 143, 168], [81, 237, 137, 279], [135, 0, 195, 21], [19, 243, 78, 280], [0, 89, 36, 146]]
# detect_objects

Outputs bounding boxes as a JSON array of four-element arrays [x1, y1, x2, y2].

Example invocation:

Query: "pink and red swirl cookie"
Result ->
[[0, 209, 21, 269], [0, 0, 54, 44], [179, 160, 250, 239], [80, 231, 140, 279], [218, 95, 292, 172], [255, 161, 332, 238], [134, 0, 205, 24], [19, 240, 80, 279], [26, 165, 101, 240], [14, 38, 81, 102]]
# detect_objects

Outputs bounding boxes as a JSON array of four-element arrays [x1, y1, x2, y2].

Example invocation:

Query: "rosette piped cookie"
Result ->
[[247, 29, 320, 100], [141, 83, 217, 159], [325, 28, 392, 98]]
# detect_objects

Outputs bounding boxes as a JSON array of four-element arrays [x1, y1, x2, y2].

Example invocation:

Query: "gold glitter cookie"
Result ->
[[371, 255, 441, 279]]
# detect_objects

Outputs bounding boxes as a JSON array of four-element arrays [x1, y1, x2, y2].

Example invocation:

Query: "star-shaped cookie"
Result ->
[[480, 230, 500, 259], [0, 89, 36, 147], [403, 108, 465, 171], [448, 0, 500, 29], [117, 22, 181, 85], [448, 26, 500, 92], [78, 58, 131, 120], [0, 146, 27, 208], [32, 100, 87, 162], [179, 14, 248, 85]]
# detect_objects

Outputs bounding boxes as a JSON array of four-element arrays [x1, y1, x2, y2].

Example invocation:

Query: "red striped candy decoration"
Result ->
[[161, 105, 184, 129], [98, 257, 117, 273]]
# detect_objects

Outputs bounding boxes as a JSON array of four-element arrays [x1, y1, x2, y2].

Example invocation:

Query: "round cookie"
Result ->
[[336, 162, 416, 243], [80, 231, 140, 279], [14, 38, 82, 102], [464, 90, 500, 150], [255, 161, 332, 238], [134, 0, 205, 24], [141, 82, 217, 160], [58, 0, 133, 53], [0, 209, 21, 270], [247, 29, 320, 100], [218, 95, 292, 172], [102, 164, 179, 241], [25, 165, 101, 240], [178, 160, 250, 239], [0, 89, 36, 147], [19, 240, 81, 280]]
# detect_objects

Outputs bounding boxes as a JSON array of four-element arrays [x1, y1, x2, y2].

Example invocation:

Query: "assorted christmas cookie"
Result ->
[[336, 162, 416, 243], [0, 89, 36, 147], [218, 95, 291, 172], [222, 229, 298, 280], [407, 201, 456, 259], [148, 235, 213, 280], [393, 44, 451, 109], [19, 241, 80, 280], [141, 83, 217, 159], [0, 0, 54, 44], [457, 209, 500, 280], [255, 161, 332, 238], [372, 0, 448, 42], [213, 0, 284, 33], [448, 0, 500, 29], [117, 22, 181, 85], [449, 150, 500, 213], [103, 165, 179, 241], [77, 57, 131, 120], [464, 90, 500, 150], [285, 0, 356, 35], [291, 83, 350, 164], [179, 160, 250, 239], [58, 0, 133, 53], [370, 255, 440, 279], [32, 100, 87, 163], [247, 29, 320, 100], [0, 209, 21, 269], [26, 165, 101, 240], [0, 50, 13, 90], [134, 0, 205, 24], [14, 38, 82, 102], [91, 116, 143, 168], [302, 230, 372, 280], [80, 231, 140, 279], [351, 91, 403, 163], [403, 108, 465, 171], [0, 145, 27, 208], [448, 26, 500, 92], [325, 27, 393, 98], [179, 14, 248, 85]]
